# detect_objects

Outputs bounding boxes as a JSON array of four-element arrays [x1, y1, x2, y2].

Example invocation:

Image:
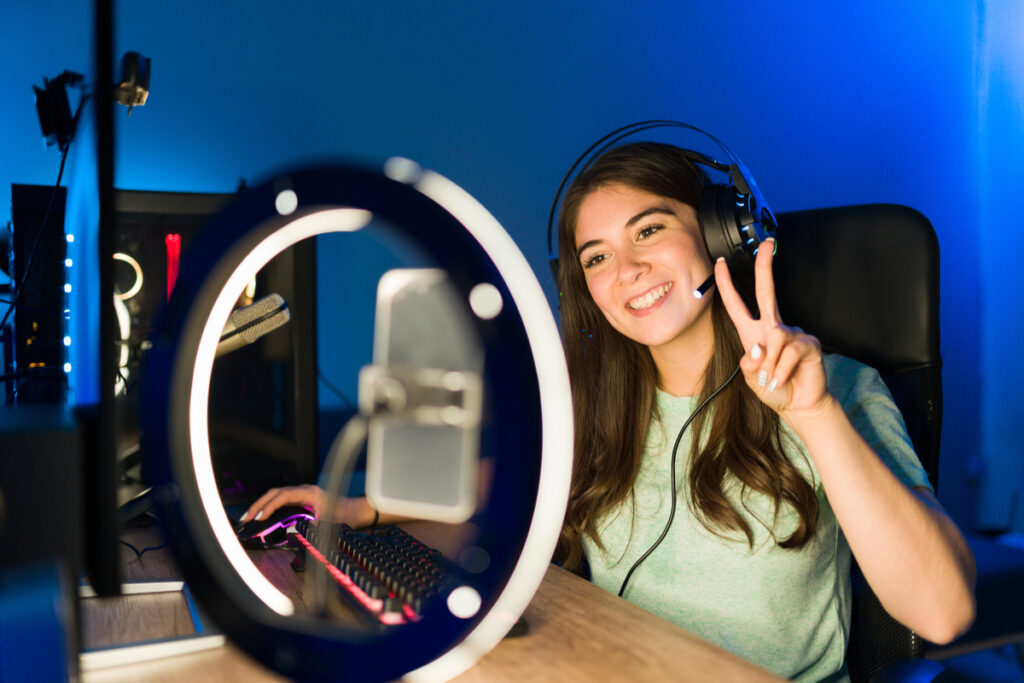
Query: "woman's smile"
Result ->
[[626, 282, 673, 313]]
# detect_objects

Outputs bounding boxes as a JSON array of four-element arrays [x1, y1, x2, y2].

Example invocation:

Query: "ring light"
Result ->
[[142, 160, 572, 681]]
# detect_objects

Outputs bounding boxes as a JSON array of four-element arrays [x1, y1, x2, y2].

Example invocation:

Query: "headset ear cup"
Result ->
[[698, 183, 758, 267], [698, 184, 734, 263]]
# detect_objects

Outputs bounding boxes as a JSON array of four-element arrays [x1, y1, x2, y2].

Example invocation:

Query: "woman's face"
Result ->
[[574, 182, 715, 352]]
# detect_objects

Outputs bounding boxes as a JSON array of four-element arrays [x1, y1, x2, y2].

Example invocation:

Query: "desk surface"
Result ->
[[81, 524, 780, 682]]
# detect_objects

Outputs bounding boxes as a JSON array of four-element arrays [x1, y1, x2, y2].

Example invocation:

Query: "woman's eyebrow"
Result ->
[[575, 239, 601, 260], [626, 206, 676, 227], [575, 206, 677, 259]]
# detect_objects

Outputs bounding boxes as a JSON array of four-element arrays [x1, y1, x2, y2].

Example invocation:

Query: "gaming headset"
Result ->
[[547, 120, 777, 299]]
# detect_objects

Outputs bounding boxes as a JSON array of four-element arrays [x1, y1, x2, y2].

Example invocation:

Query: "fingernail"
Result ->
[[767, 378, 778, 392], [239, 511, 249, 522], [254, 510, 264, 522], [750, 344, 762, 360], [716, 256, 725, 263], [757, 371, 768, 387]]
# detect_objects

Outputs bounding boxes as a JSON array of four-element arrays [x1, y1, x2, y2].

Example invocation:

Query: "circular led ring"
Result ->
[[142, 160, 572, 682]]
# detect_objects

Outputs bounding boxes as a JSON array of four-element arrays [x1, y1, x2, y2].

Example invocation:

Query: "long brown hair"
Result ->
[[553, 142, 818, 572]]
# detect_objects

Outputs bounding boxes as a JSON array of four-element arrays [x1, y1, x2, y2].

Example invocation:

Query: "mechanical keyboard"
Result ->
[[292, 519, 457, 626]]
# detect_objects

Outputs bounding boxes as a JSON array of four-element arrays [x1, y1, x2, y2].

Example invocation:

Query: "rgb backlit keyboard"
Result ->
[[292, 519, 456, 626]]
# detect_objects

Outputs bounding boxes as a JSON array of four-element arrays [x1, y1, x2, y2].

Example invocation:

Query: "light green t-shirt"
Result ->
[[582, 354, 931, 682]]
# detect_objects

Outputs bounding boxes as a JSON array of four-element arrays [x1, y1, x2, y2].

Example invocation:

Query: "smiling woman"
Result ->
[[551, 137, 975, 682]]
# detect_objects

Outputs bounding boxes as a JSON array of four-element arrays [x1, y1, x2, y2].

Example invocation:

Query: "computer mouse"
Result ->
[[235, 504, 315, 548]]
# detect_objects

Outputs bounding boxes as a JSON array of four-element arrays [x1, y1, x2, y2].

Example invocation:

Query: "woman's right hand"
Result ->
[[240, 484, 374, 527]]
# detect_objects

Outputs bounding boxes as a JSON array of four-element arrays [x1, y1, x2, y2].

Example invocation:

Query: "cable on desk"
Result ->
[[118, 539, 167, 559]]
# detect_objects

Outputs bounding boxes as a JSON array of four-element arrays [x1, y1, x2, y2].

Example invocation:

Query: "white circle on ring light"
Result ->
[[446, 586, 482, 619], [275, 189, 299, 216], [404, 171, 572, 683], [468, 283, 503, 320], [189, 208, 371, 618]]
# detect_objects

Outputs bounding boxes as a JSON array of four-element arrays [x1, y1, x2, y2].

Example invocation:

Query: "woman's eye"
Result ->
[[582, 253, 607, 269], [637, 224, 665, 240]]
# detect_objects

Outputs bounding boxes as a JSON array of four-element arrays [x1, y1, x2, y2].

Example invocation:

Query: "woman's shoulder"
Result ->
[[822, 351, 872, 376], [822, 352, 888, 405]]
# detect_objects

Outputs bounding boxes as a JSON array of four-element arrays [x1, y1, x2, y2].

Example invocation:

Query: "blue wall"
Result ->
[[3, 1, 1021, 531]]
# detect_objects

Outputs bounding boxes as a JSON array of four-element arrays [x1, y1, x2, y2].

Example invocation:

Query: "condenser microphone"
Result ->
[[217, 293, 291, 357]]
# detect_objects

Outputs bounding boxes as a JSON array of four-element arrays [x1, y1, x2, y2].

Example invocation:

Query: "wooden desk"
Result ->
[[81, 524, 780, 682]]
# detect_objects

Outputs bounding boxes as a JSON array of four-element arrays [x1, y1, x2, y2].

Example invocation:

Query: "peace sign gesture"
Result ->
[[714, 239, 831, 418]]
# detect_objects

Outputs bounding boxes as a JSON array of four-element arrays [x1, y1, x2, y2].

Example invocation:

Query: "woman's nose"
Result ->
[[616, 248, 649, 283]]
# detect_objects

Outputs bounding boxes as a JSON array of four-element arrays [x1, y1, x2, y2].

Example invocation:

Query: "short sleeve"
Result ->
[[824, 354, 934, 493]]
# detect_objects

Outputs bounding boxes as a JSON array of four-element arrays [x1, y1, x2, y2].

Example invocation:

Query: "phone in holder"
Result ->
[[359, 269, 483, 524]]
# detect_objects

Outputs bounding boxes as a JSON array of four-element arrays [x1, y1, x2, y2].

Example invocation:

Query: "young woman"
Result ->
[[553, 141, 975, 680]]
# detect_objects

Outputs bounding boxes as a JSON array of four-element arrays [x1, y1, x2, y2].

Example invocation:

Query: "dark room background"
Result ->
[[2, 1, 1022, 535]]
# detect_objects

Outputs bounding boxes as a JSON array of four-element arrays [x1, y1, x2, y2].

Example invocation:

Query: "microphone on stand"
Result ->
[[217, 293, 291, 357]]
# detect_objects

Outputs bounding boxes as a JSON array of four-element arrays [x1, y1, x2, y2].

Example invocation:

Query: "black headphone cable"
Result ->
[[617, 362, 742, 597]]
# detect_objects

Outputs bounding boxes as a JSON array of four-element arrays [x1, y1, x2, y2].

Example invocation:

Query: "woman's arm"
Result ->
[[783, 397, 976, 644], [714, 245, 975, 644], [239, 484, 402, 528]]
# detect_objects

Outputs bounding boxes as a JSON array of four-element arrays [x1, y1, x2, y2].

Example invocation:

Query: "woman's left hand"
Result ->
[[714, 239, 831, 418]]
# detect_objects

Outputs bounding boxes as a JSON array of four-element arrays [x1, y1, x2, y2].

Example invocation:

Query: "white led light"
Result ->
[[65, 258, 73, 268], [189, 208, 371, 617], [114, 294, 132, 396], [468, 283, 503, 320], [275, 189, 298, 216], [63, 362, 72, 373], [66, 234, 74, 243], [446, 586, 482, 619], [63, 336, 72, 347], [64, 283, 72, 293], [113, 252, 144, 301]]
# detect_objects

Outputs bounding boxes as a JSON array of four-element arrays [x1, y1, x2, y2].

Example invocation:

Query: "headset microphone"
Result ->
[[547, 120, 777, 288]]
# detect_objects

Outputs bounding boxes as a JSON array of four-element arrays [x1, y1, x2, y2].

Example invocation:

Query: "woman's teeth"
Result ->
[[627, 283, 672, 310]]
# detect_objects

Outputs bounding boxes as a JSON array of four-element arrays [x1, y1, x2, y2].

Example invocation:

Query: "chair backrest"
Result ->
[[773, 204, 942, 682]]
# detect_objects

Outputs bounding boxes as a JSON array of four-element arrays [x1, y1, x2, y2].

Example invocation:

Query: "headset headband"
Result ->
[[546, 120, 775, 267]]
